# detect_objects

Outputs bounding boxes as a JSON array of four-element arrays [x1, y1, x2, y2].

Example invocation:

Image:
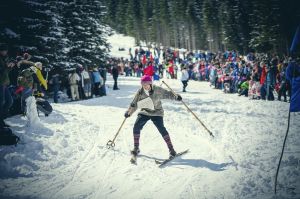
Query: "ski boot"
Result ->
[[169, 148, 177, 159], [130, 147, 140, 164], [131, 147, 140, 156]]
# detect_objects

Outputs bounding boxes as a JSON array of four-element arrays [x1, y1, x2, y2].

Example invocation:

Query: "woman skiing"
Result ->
[[124, 75, 182, 158]]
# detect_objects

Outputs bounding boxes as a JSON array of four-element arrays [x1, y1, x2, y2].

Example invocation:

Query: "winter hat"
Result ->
[[141, 75, 152, 85], [35, 62, 43, 70]]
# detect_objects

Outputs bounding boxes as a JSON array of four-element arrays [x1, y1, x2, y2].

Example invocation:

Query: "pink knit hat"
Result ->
[[141, 75, 152, 85]]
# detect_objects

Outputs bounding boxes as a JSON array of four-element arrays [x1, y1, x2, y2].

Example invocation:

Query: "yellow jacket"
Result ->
[[35, 67, 48, 90]]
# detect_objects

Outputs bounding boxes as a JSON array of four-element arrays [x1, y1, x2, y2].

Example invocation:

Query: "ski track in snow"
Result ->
[[0, 75, 299, 199]]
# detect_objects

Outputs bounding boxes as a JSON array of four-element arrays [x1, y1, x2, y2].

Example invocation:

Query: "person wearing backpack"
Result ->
[[16, 61, 48, 126]]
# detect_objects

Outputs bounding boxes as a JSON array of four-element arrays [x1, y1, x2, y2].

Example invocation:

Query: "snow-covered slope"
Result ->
[[0, 75, 299, 199], [107, 33, 135, 59]]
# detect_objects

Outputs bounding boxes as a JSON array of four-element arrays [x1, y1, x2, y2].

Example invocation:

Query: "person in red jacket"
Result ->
[[260, 63, 267, 85], [143, 61, 154, 77], [168, 60, 175, 79]]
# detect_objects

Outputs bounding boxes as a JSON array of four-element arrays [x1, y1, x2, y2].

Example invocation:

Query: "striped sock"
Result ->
[[133, 133, 140, 148], [163, 134, 174, 151]]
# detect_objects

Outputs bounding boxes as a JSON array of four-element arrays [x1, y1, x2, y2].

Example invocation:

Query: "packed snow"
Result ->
[[106, 33, 135, 59], [0, 75, 299, 199]]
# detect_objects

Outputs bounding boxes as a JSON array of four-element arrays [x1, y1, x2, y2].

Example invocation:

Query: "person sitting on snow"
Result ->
[[124, 75, 182, 158], [17, 62, 48, 126]]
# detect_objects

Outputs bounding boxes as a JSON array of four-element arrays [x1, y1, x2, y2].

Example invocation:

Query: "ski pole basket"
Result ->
[[106, 117, 127, 149]]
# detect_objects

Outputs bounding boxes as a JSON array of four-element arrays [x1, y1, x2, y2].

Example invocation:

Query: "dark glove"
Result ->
[[124, 111, 130, 118], [175, 94, 182, 101]]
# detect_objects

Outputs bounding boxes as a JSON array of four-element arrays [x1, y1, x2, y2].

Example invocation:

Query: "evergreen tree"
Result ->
[[62, 0, 109, 66], [248, 0, 280, 52], [158, 0, 171, 47], [202, 0, 222, 52], [1, 0, 109, 68], [102, 0, 300, 54], [0, 0, 52, 63], [115, 0, 129, 33]]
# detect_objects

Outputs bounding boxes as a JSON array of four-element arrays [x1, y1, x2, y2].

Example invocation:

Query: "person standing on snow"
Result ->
[[112, 65, 119, 90], [124, 75, 182, 158], [286, 57, 300, 112], [180, 64, 189, 92], [68, 69, 80, 101], [0, 43, 14, 130]]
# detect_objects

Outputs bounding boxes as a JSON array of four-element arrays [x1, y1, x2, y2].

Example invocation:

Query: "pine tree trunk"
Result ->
[[191, 25, 196, 51]]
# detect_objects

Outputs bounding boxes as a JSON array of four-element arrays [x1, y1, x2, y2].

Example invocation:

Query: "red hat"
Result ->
[[141, 75, 152, 85]]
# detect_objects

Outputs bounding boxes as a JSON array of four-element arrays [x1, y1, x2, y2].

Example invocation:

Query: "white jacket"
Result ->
[[181, 69, 189, 81]]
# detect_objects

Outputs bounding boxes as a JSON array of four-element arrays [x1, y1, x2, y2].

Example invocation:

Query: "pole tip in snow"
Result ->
[[106, 140, 115, 149]]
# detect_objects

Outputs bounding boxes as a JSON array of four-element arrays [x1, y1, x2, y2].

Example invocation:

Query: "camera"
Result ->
[[44, 67, 51, 72]]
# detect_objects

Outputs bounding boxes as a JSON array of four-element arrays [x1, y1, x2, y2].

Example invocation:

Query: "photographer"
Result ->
[[8, 53, 32, 86], [0, 43, 14, 131]]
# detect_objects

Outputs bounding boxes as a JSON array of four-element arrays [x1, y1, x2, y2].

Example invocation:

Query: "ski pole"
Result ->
[[106, 117, 127, 149], [162, 81, 214, 138]]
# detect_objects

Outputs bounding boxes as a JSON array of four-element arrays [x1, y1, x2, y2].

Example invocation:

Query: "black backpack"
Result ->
[[36, 98, 53, 116], [0, 128, 20, 146]]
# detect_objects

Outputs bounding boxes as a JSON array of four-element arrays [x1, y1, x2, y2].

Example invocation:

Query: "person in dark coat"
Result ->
[[0, 43, 14, 130], [112, 65, 119, 90], [286, 58, 300, 112], [49, 67, 61, 103]]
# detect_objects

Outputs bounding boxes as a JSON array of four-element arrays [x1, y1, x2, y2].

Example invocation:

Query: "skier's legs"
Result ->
[[282, 86, 287, 101], [74, 85, 80, 100], [182, 80, 188, 91], [133, 114, 150, 149], [113, 76, 118, 90], [151, 116, 175, 151], [70, 85, 75, 100]]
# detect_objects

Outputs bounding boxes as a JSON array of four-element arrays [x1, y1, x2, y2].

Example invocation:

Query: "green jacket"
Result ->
[[241, 81, 249, 90], [129, 85, 176, 117], [17, 68, 34, 88]]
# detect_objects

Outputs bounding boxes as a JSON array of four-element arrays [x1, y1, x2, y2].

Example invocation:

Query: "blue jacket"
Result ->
[[286, 61, 300, 112], [92, 71, 102, 84]]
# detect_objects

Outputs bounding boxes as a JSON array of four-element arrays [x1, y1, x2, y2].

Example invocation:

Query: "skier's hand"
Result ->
[[124, 111, 130, 118], [175, 94, 182, 101]]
